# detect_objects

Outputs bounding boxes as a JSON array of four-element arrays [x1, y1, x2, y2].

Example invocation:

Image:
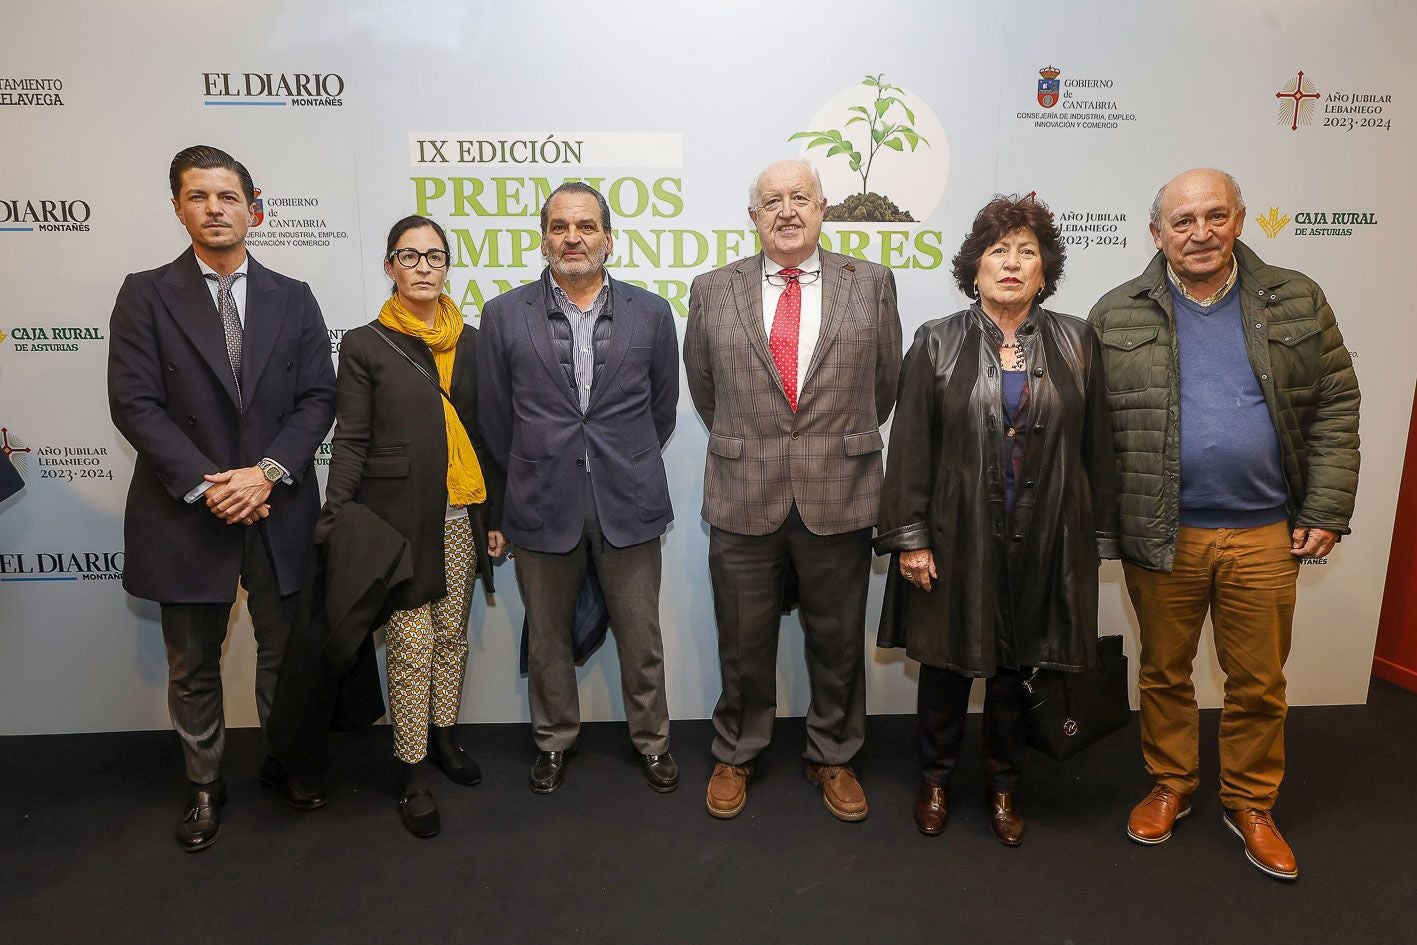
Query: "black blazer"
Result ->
[[107, 248, 336, 603], [319, 319, 503, 612]]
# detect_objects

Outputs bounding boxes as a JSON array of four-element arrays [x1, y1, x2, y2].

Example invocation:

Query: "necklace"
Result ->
[[1000, 339, 1025, 371]]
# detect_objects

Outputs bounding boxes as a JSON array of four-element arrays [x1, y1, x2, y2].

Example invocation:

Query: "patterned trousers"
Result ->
[[383, 516, 476, 764]]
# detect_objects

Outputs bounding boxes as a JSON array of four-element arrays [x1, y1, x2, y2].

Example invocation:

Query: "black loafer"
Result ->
[[399, 789, 440, 838], [428, 727, 482, 787], [530, 745, 577, 794], [641, 752, 679, 793], [259, 757, 326, 811], [176, 779, 227, 852]]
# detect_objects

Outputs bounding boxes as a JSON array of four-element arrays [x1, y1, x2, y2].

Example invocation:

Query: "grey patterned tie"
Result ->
[[207, 272, 244, 401]]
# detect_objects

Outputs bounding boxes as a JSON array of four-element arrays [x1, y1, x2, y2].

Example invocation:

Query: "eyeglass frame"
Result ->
[[387, 247, 450, 270], [764, 268, 822, 287]]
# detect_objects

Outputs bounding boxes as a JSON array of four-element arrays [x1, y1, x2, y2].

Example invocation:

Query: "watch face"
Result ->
[[263, 464, 282, 482]]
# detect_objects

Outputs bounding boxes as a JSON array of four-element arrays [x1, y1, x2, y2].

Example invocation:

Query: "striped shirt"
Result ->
[[549, 273, 611, 412]]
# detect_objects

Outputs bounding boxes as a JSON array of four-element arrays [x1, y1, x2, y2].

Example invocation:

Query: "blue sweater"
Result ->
[[1170, 283, 1288, 528]]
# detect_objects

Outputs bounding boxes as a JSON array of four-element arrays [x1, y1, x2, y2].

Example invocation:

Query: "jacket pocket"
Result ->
[[505, 453, 542, 530], [631, 444, 670, 522], [362, 456, 410, 478], [1098, 326, 1161, 393], [707, 433, 744, 459], [618, 346, 654, 394], [843, 430, 884, 456]]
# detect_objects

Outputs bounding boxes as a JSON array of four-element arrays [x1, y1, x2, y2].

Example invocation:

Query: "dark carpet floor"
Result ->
[[3, 681, 1415, 945]]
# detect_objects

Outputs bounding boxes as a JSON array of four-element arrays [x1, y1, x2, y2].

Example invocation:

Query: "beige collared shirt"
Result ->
[[1167, 257, 1238, 307]]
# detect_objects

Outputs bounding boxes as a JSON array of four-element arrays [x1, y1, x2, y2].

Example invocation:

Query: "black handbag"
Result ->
[[1021, 635, 1133, 761]]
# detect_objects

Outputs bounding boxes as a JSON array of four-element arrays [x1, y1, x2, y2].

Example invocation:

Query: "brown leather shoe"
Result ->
[[805, 763, 868, 822], [913, 783, 948, 836], [1127, 783, 1192, 845], [706, 762, 751, 819], [987, 789, 1024, 846], [1224, 808, 1298, 880]]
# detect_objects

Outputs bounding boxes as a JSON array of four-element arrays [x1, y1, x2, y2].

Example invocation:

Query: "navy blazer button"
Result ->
[[187, 416, 197, 426], [287, 361, 295, 371], [1012, 534, 1024, 543], [575, 457, 585, 467], [167, 362, 176, 373], [277, 412, 286, 422]]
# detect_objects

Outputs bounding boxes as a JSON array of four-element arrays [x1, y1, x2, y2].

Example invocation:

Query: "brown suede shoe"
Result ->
[[1224, 808, 1299, 880], [987, 789, 1024, 846], [706, 762, 751, 819], [1127, 783, 1193, 845], [913, 783, 948, 836], [805, 763, 868, 822]]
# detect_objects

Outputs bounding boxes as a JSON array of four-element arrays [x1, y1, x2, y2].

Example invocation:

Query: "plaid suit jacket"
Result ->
[[684, 249, 902, 536]]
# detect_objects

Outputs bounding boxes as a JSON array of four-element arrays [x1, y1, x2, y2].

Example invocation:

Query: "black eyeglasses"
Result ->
[[388, 248, 449, 270], [764, 269, 821, 287]]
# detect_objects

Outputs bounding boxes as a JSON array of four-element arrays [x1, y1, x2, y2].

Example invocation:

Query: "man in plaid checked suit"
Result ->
[[684, 159, 903, 822]]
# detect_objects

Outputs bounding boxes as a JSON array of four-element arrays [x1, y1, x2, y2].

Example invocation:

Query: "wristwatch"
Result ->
[[257, 458, 284, 483]]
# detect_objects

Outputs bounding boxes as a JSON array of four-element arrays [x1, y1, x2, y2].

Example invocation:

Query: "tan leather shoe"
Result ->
[[706, 762, 751, 819], [987, 789, 1024, 846], [1224, 808, 1299, 880], [913, 783, 948, 836], [1127, 783, 1192, 845], [805, 763, 869, 821]]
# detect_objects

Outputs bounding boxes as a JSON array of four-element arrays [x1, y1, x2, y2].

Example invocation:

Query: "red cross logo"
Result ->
[[1, 427, 30, 460], [1, 426, 31, 478], [1275, 70, 1320, 132]]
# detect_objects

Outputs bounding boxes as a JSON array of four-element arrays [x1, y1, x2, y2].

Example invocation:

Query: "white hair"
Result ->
[[748, 159, 826, 208], [1149, 168, 1246, 226]]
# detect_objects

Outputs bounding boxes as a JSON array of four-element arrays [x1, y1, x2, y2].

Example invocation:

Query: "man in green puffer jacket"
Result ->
[[1089, 168, 1360, 882]]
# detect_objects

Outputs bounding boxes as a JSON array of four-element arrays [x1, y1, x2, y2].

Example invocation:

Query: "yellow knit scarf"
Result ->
[[377, 292, 486, 506]]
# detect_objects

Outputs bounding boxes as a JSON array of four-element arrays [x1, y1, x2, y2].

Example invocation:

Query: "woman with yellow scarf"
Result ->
[[320, 215, 504, 838]]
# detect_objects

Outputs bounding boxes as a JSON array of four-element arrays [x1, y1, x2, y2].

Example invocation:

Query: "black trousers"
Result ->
[[917, 664, 1024, 792], [708, 504, 872, 766], [160, 526, 295, 784]]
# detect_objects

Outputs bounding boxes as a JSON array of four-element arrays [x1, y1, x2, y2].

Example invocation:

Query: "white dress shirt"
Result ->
[[760, 249, 823, 402], [194, 253, 249, 326]]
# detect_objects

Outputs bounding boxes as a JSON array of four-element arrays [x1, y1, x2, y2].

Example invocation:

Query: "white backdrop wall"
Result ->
[[1, 0, 1411, 735]]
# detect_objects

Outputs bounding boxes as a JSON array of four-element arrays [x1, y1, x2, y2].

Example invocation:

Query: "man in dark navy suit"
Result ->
[[108, 145, 336, 850], [477, 182, 680, 795]]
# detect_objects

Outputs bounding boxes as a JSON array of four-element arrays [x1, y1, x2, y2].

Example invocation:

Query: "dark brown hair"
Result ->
[[951, 194, 1066, 302], [169, 145, 256, 206]]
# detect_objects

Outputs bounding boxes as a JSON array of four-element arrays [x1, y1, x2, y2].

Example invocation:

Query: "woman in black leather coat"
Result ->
[[875, 195, 1119, 845]]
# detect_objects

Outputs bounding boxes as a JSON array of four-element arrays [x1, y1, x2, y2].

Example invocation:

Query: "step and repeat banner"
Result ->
[[2, 0, 1411, 734]]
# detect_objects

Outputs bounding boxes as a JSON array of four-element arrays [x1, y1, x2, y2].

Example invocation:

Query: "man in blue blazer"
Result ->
[[477, 182, 680, 794], [108, 146, 336, 850]]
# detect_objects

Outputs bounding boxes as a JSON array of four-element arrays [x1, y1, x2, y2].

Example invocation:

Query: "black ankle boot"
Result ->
[[428, 725, 482, 786], [399, 760, 440, 838]]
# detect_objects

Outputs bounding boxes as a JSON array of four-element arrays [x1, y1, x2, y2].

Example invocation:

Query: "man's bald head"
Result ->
[[1149, 169, 1245, 227]]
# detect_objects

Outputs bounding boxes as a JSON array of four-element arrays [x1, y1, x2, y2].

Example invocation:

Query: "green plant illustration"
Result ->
[[789, 74, 930, 198]]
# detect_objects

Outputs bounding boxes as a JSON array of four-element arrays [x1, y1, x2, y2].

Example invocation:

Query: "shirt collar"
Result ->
[[195, 253, 249, 282], [548, 269, 610, 315], [1166, 256, 1237, 307], [763, 250, 821, 278]]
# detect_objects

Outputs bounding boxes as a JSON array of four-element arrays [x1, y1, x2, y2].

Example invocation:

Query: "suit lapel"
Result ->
[[587, 276, 630, 413], [156, 248, 241, 410], [524, 271, 579, 410], [239, 255, 286, 410], [731, 253, 784, 389], [801, 250, 852, 391]]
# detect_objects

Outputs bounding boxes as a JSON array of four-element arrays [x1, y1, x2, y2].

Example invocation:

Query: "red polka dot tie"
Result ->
[[770, 268, 802, 411]]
